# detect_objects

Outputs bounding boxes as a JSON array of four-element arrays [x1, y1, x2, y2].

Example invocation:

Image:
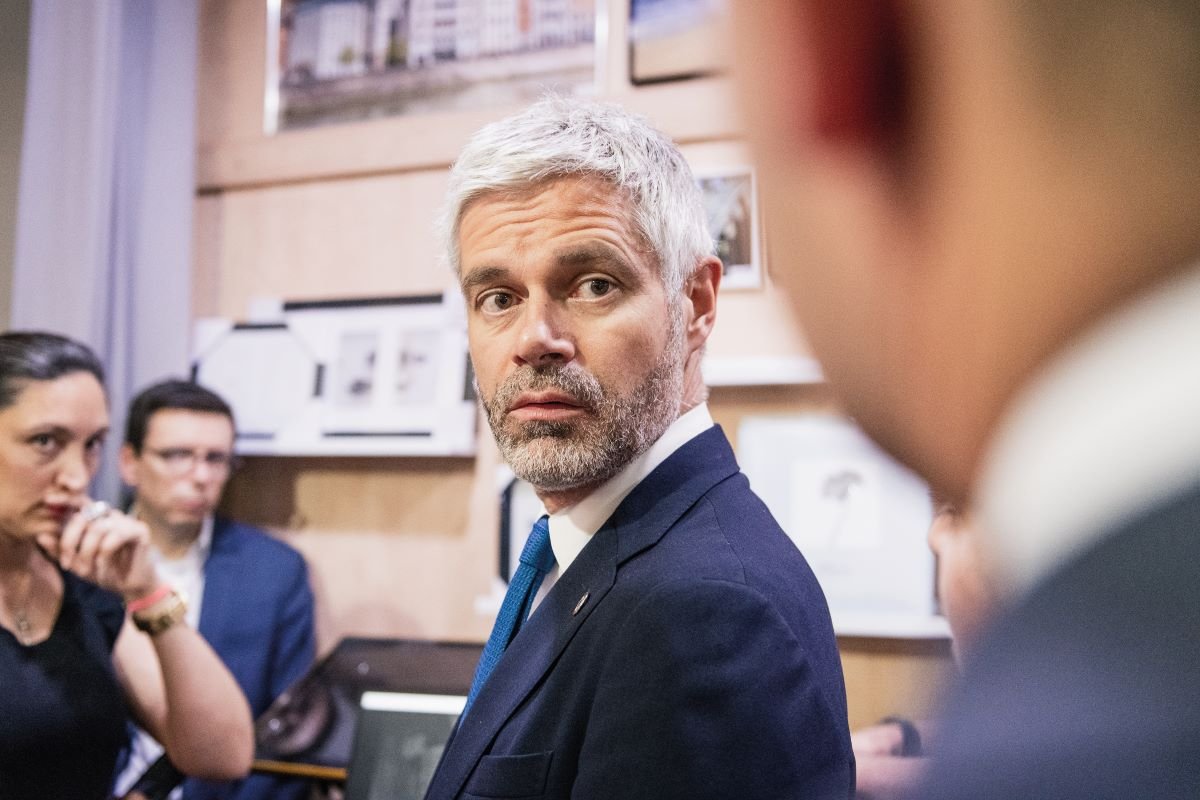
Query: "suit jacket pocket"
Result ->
[[462, 750, 554, 799]]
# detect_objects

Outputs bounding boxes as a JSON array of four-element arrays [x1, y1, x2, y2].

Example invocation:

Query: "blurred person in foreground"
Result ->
[[0, 331, 253, 799], [115, 379, 316, 800], [854, 504, 998, 800], [424, 95, 853, 800], [731, 2, 1200, 797]]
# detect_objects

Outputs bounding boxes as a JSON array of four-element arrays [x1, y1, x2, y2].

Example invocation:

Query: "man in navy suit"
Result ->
[[115, 380, 316, 800], [424, 96, 854, 800], [731, 3, 1200, 797]]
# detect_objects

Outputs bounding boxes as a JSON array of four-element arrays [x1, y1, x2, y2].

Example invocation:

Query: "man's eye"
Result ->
[[581, 279, 612, 298], [480, 292, 515, 313]]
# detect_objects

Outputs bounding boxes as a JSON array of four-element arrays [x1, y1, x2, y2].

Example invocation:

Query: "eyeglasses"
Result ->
[[146, 447, 241, 476]]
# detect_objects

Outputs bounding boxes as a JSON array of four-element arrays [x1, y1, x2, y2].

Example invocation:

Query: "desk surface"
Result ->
[[252, 758, 348, 782]]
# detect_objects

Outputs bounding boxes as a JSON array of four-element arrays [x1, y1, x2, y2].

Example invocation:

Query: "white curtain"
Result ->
[[12, 0, 198, 502]]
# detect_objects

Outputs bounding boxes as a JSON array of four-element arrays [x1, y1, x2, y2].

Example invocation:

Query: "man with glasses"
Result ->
[[115, 380, 315, 800]]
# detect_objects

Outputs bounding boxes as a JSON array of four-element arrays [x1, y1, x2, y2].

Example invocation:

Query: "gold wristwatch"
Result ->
[[131, 590, 188, 636]]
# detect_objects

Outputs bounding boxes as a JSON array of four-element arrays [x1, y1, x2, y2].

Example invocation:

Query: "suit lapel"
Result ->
[[608, 426, 740, 565], [428, 426, 741, 799], [428, 527, 617, 799], [196, 518, 238, 647]]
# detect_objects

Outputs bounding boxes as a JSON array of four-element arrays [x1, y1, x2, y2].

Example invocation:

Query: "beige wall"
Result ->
[[200, 0, 952, 730]]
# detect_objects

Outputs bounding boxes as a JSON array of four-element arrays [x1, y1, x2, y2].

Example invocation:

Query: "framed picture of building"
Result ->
[[265, 0, 601, 132], [628, 0, 727, 85]]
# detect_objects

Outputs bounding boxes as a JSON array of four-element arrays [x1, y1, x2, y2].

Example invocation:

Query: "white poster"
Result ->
[[738, 414, 948, 638]]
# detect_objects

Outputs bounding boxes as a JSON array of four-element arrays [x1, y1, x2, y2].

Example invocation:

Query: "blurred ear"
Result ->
[[805, 1, 910, 147], [117, 443, 140, 488], [738, 0, 912, 157]]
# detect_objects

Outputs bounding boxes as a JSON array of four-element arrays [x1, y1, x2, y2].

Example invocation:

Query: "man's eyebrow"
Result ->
[[460, 266, 511, 293], [554, 244, 630, 270]]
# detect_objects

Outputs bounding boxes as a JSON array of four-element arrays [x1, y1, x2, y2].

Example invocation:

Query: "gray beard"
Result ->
[[482, 331, 686, 492]]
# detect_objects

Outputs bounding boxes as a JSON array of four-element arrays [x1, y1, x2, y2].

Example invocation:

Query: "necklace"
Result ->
[[3, 568, 39, 646]]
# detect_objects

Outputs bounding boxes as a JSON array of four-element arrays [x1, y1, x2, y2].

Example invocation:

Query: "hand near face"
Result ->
[[38, 502, 158, 600]]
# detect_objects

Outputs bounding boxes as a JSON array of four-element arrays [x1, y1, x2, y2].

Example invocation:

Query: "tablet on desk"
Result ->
[[344, 691, 466, 800]]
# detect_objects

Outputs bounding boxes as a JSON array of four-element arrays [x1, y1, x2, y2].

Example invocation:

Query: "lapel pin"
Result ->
[[572, 591, 590, 616]]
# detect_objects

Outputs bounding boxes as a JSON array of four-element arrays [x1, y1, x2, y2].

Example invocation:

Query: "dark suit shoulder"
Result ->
[[924, 483, 1200, 800]]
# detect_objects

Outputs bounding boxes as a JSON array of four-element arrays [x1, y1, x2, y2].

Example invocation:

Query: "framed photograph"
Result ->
[[193, 294, 477, 456], [738, 414, 948, 639], [696, 168, 762, 290], [266, 0, 601, 132], [628, 0, 727, 85]]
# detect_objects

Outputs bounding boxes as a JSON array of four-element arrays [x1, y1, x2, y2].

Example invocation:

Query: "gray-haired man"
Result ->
[[423, 96, 853, 800]]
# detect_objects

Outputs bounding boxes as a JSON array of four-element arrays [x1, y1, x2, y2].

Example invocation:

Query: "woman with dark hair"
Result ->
[[0, 332, 253, 798]]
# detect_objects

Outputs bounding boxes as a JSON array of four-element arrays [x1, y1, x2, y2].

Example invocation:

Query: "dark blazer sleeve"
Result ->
[[571, 578, 850, 800], [229, 531, 315, 800], [266, 551, 317, 702], [187, 523, 317, 800]]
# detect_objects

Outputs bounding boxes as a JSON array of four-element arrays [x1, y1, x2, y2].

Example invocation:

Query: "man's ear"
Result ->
[[117, 443, 140, 489], [684, 256, 722, 350], [806, 1, 909, 147], [739, 0, 912, 154]]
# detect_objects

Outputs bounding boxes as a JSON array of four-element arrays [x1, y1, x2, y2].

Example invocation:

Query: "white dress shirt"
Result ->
[[978, 263, 1200, 598]]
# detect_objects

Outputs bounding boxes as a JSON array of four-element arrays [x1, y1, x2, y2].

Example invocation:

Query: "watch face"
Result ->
[[132, 592, 187, 636]]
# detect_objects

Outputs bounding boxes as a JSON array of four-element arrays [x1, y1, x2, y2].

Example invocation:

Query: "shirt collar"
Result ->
[[547, 403, 714, 575], [140, 511, 214, 567], [978, 263, 1200, 597]]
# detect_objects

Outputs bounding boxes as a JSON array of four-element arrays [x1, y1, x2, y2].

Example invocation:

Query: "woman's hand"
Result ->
[[39, 501, 159, 601]]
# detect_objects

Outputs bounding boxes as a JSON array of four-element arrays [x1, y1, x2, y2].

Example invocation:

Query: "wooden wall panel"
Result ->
[[209, 169, 452, 318]]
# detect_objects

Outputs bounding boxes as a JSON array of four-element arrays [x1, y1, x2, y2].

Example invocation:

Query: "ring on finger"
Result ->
[[80, 500, 112, 523]]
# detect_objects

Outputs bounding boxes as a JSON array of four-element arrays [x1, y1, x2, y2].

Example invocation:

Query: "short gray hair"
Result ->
[[441, 95, 714, 295]]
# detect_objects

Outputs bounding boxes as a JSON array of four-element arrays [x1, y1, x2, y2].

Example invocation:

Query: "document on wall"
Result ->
[[738, 414, 949, 638]]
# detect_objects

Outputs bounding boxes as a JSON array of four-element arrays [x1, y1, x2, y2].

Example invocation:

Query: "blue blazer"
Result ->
[[920, 482, 1200, 800], [185, 518, 316, 800], [425, 426, 854, 800]]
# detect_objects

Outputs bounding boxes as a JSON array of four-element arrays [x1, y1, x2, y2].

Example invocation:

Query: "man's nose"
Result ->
[[513, 299, 576, 367]]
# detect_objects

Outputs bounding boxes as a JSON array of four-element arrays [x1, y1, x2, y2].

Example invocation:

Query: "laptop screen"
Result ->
[[343, 691, 466, 800]]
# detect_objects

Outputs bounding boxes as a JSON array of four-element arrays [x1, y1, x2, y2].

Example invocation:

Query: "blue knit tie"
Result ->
[[463, 515, 555, 718]]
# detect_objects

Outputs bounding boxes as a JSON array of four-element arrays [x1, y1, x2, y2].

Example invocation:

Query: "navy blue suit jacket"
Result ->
[[425, 426, 854, 800], [185, 518, 316, 800], [919, 482, 1200, 799]]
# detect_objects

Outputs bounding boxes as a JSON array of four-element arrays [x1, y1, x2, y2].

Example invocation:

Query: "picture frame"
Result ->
[[628, 0, 727, 85], [193, 294, 477, 456], [696, 167, 762, 290], [265, 0, 603, 133], [738, 414, 948, 639]]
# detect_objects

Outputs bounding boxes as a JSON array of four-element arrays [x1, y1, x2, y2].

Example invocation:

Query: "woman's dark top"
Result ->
[[0, 570, 129, 799]]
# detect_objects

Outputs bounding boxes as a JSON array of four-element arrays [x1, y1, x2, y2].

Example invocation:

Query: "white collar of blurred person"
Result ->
[[979, 262, 1200, 598], [546, 403, 713, 576]]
